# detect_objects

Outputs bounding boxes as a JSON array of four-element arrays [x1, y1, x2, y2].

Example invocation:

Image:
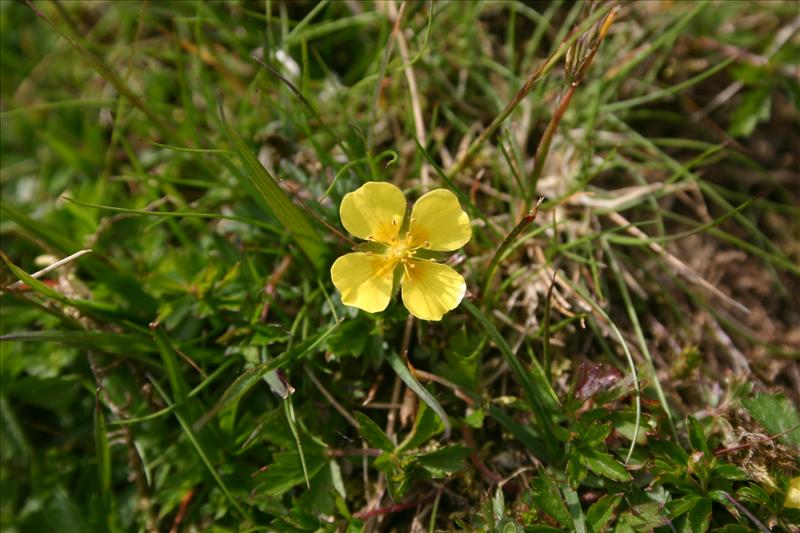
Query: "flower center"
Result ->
[[384, 235, 425, 283], [388, 235, 416, 262]]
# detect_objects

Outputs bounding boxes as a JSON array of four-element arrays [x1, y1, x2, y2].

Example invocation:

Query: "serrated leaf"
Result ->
[[742, 393, 800, 449], [354, 411, 395, 452], [493, 487, 505, 521], [667, 494, 701, 519], [586, 493, 622, 533], [531, 470, 573, 530], [583, 422, 612, 447], [736, 484, 771, 507], [615, 502, 668, 531], [713, 463, 748, 481], [578, 446, 632, 483], [611, 411, 652, 444], [416, 445, 471, 477], [567, 451, 588, 489], [686, 497, 711, 533], [260, 448, 327, 497]]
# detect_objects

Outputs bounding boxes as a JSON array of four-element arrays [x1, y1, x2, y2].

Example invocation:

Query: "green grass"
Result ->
[[2, 1, 799, 532]]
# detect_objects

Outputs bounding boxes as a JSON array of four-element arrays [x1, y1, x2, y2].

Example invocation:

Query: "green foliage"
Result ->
[[742, 393, 800, 449], [1, 1, 798, 531]]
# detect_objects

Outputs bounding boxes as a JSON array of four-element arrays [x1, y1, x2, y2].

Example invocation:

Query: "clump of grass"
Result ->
[[2, 1, 799, 531]]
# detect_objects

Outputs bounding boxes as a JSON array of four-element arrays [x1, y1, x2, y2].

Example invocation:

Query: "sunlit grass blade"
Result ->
[[219, 96, 329, 270], [0, 330, 157, 365], [284, 398, 311, 489], [386, 351, 451, 440], [482, 198, 543, 299], [63, 196, 283, 236], [605, 242, 677, 440]]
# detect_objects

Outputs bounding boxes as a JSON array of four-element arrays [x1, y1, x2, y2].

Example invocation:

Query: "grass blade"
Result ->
[[462, 300, 558, 459], [148, 376, 246, 519], [218, 95, 329, 270], [387, 351, 451, 440]]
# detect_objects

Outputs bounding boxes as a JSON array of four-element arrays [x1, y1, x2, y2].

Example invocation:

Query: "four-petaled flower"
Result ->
[[331, 182, 471, 321]]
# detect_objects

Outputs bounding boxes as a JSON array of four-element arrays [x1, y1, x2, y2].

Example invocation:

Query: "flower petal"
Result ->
[[331, 252, 396, 313], [407, 189, 471, 251], [401, 259, 466, 321], [340, 182, 406, 244]]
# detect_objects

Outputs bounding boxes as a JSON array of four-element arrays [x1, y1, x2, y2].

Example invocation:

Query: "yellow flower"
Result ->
[[331, 182, 471, 321]]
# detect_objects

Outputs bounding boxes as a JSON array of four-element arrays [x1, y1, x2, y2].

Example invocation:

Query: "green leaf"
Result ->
[[667, 494, 701, 519], [387, 351, 451, 439], [586, 494, 622, 533], [713, 463, 748, 481], [567, 450, 588, 488], [260, 448, 327, 497], [611, 411, 653, 445], [7, 376, 80, 410], [615, 502, 669, 531], [687, 416, 710, 456], [416, 446, 471, 477], [562, 483, 587, 533], [742, 393, 800, 449], [583, 422, 612, 447], [464, 408, 485, 429], [577, 446, 633, 483], [493, 486, 505, 521], [736, 484, 771, 507], [326, 318, 370, 357], [354, 412, 395, 452], [531, 470, 573, 530], [686, 497, 712, 533], [398, 403, 442, 452], [220, 100, 328, 270]]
